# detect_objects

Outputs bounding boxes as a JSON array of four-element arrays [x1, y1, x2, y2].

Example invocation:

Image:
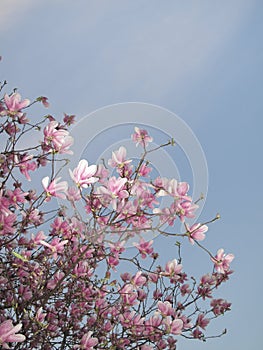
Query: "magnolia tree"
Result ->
[[0, 80, 234, 349]]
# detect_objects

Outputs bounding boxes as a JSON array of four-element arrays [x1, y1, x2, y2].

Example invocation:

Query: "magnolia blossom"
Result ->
[[42, 176, 68, 200], [15, 154, 37, 181], [43, 121, 74, 154], [119, 310, 144, 329], [46, 271, 65, 290], [35, 307, 47, 323], [132, 127, 153, 147], [211, 298, 231, 316], [6, 188, 28, 208], [186, 223, 208, 245], [155, 178, 190, 200], [165, 317, 184, 335], [2, 93, 30, 117], [119, 284, 138, 306], [69, 159, 98, 188], [0, 320, 26, 348], [144, 315, 162, 333], [55, 135, 74, 154], [141, 346, 154, 350], [133, 238, 154, 259], [132, 271, 147, 287], [31, 231, 47, 245], [163, 259, 183, 278], [39, 237, 68, 259], [158, 301, 174, 317], [37, 96, 49, 107], [96, 176, 129, 210], [176, 200, 198, 222], [211, 249, 234, 273], [79, 331, 98, 349], [108, 146, 132, 168], [63, 113, 76, 125], [0, 212, 16, 236], [196, 313, 210, 330]]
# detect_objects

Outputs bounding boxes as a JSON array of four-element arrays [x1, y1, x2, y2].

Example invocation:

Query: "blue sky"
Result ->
[[1, 1, 262, 349]]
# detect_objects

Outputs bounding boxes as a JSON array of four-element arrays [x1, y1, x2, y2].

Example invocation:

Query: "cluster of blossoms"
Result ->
[[0, 84, 234, 349]]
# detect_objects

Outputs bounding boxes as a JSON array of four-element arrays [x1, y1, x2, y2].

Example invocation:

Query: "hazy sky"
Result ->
[[1, 1, 262, 349]]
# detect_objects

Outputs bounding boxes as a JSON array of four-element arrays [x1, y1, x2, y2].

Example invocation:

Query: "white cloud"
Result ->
[[0, 0, 37, 32]]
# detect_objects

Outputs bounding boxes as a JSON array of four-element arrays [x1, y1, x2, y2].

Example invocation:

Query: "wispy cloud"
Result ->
[[0, 0, 36, 32]]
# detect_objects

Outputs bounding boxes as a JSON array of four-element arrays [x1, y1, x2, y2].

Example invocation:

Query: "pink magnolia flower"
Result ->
[[35, 307, 47, 323], [144, 315, 162, 333], [192, 327, 203, 339], [133, 238, 154, 259], [141, 345, 154, 350], [37, 96, 49, 108], [132, 271, 147, 287], [63, 113, 76, 126], [108, 146, 132, 168], [44, 121, 67, 144], [177, 181, 190, 198], [4, 121, 20, 136], [211, 248, 234, 273], [138, 162, 152, 177], [121, 272, 132, 282], [176, 200, 198, 222], [163, 259, 183, 278], [3, 93, 30, 117], [0, 190, 12, 216], [109, 241, 125, 255], [55, 134, 74, 154], [0, 212, 16, 236], [132, 127, 153, 147], [108, 255, 120, 270], [157, 301, 174, 317], [69, 159, 98, 188], [23, 208, 44, 226], [210, 298, 231, 316], [18, 285, 32, 301], [43, 121, 74, 154], [153, 205, 177, 226], [180, 314, 192, 329], [97, 176, 129, 210], [73, 260, 94, 278], [79, 331, 98, 349], [0, 320, 26, 348], [137, 288, 147, 301], [15, 154, 37, 181], [132, 184, 158, 209], [18, 113, 29, 124], [6, 188, 28, 208], [165, 317, 184, 335], [39, 237, 68, 259], [186, 223, 208, 245], [119, 284, 138, 306], [180, 283, 191, 296], [46, 271, 65, 290], [196, 313, 210, 330], [31, 230, 47, 245], [155, 178, 190, 200], [42, 176, 68, 200], [119, 310, 144, 329]]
